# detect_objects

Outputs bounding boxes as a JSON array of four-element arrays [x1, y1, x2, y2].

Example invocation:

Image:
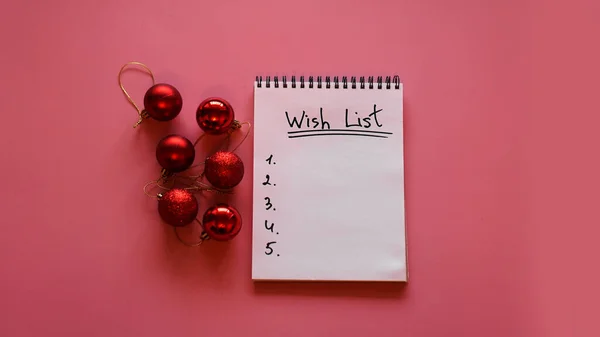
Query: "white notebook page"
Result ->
[[252, 79, 406, 281]]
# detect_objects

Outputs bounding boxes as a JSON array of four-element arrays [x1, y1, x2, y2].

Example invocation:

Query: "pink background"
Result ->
[[0, 0, 598, 336]]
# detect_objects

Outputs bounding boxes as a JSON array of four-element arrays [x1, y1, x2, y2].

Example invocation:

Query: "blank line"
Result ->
[[288, 133, 388, 139], [288, 129, 393, 135]]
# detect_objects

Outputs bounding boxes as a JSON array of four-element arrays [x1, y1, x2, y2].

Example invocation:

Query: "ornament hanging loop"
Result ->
[[223, 121, 252, 153], [133, 110, 149, 128], [173, 219, 211, 247], [230, 120, 242, 131], [118, 61, 156, 128], [143, 177, 173, 198]]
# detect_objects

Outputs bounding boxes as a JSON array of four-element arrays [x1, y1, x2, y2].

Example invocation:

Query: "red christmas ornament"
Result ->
[[204, 151, 244, 189], [156, 135, 195, 173], [202, 204, 242, 241], [196, 97, 235, 134], [157, 188, 199, 227], [144, 83, 183, 121]]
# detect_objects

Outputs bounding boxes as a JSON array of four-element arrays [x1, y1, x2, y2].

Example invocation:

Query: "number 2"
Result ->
[[262, 174, 272, 186], [265, 241, 276, 255]]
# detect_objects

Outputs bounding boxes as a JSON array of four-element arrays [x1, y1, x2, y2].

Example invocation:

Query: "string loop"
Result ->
[[205, 121, 252, 153], [173, 219, 211, 247], [118, 61, 156, 128], [227, 121, 251, 153]]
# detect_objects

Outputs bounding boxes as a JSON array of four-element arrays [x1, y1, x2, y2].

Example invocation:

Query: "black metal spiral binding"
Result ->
[[255, 75, 401, 89]]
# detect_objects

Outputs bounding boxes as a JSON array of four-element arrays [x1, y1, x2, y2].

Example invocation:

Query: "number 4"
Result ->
[[265, 220, 274, 232]]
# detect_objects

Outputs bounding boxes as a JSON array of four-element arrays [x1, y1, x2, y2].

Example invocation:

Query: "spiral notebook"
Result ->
[[252, 76, 406, 282]]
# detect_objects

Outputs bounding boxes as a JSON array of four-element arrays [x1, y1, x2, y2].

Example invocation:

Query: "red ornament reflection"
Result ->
[[202, 204, 242, 241], [156, 135, 195, 173], [196, 97, 235, 134], [143, 83, 183, 121]]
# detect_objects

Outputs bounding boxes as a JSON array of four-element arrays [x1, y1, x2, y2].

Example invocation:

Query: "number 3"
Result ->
[[264, 197, 273, 210]]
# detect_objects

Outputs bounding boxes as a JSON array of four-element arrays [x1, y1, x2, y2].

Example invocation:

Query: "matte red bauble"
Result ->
[[144, 83, 183, 121], [204, 151, 244, 189], [196, 97, 235, 134], [202, 204, 242, 241], [157, 189, 199, 227], [156, 135, 195, 173]]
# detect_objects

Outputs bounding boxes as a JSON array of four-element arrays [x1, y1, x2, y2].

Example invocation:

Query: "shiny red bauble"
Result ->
[[196, 97, 235, 134], [157, 188, 199, 227], [156, 135, 195, 173], [144, 83, 183, 121], [202, 204, 242, 241], [204, 151, 244, 189]]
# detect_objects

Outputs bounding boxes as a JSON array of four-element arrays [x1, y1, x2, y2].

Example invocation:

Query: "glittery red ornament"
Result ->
[[204, 151, 244, 189], [196, 97, 235, 134], [157, 188, 199, 227], [144, 83, 183, 121], [156, 135, 195, 173], [202, 204, 242, 241]]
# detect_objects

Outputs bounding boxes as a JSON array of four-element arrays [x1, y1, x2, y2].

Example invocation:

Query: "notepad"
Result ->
[[252, 76, 406, 282]]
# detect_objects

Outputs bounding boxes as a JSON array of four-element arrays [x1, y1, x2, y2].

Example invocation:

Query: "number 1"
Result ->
[[266, 155, 274, 165]]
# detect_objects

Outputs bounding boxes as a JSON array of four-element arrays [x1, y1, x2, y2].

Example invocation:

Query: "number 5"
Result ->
[[265, 241, 276, 255]]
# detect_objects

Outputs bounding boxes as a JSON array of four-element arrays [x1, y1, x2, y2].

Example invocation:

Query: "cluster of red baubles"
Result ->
[[142, 83, 243, 242]]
